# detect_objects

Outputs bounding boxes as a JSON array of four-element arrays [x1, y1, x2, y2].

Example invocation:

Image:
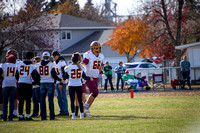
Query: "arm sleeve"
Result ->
[[65, 72, 69, 79], [31, 70, 40, 85], [82, 71, 90, 80], [104, 66, 109, 72], [51, 68, 62, 82], [0, 68, 3, 80], [61, 66, 66, 79], [115, 67, 119, 73], [15, 70, 19, 81], [82, 58, 89, 65]]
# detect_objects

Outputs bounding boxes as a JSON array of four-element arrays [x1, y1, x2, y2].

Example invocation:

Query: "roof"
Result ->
[[61, 31, 103, 55], [61, 30, 113, 55], [43, 13, 115, 30], [175, 42, 200, 49]]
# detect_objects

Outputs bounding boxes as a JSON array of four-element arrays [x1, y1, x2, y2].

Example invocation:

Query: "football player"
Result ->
[[35, 51, 65, 120], [81, 41, 104, 117], [16, 52, 39, 121], [0, 55, 17, 121], [1, 49, 18, 119], [52, 51, 69, 116]]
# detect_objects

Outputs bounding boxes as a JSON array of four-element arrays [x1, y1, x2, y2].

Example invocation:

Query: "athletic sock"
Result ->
[[75, 106, 79, 116], [13, 110, 17, 116], [26, 114, 30, 118], [1, 111, 3, 115], [19, 115, 23, 118]]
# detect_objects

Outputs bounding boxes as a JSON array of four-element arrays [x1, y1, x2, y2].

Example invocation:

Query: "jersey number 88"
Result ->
[[39, 66, 49, 76]]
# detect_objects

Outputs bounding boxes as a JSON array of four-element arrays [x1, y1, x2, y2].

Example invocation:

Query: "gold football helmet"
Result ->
[[90, 41, 101, 54]]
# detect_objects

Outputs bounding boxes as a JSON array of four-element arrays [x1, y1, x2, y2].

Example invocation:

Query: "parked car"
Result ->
[[123, 62, 162, 78]]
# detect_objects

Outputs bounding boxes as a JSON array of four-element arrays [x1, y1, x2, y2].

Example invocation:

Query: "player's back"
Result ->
[[17, 61, 35, 84], [1, 63, 17, 88], [65, 64, 84, 86], [54, 59, 66, 83], [36, 61, 55, 83]]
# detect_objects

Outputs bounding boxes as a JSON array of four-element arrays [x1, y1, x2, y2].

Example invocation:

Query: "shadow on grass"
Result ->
[[0, 115, 165, 122], [88, 115, 165, 120]]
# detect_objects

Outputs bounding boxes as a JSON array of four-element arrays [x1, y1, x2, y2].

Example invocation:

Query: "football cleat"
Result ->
[[80, 113, 84, 119]]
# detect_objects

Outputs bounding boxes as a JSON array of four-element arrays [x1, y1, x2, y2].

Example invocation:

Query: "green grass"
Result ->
[[0, 95, 200, 133]]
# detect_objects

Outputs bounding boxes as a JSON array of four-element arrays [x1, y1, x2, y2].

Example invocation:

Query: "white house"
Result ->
[[175, 41, 200, 82]]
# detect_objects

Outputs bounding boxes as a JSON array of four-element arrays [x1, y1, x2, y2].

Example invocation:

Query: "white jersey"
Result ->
[[54, 60, 67, 84], [1, 63, 17, 88], [64, 64, 85, 86], [17, 61, 35, 84], [83, 52, 104, 78], [36, 61, 56, 83]]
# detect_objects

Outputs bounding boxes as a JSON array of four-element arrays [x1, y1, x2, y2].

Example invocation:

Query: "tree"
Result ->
[[26, 0, 47, 12], [141, 0, 200, 66], [51, 0, 80, 17], [105, 18, 150, 62], [0, 4, 58, 61], [80, 0, 111, 24]]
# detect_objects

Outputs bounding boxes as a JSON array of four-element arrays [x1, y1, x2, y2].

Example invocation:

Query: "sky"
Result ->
[[78, 0, 141, 15]]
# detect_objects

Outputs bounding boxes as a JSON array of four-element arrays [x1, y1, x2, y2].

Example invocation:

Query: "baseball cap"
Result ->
[[42, 51, 50, 57], [125, 70, 129, 74]]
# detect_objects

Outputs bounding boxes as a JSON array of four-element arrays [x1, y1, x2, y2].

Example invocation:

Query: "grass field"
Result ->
[[0, 91, 200, 133]]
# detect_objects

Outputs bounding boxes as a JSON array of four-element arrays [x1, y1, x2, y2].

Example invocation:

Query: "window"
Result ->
[[61, 31, 72, 40], [148, 64, 156, 68], [139, 64, 148, 68], [125, 64, 138, 68]]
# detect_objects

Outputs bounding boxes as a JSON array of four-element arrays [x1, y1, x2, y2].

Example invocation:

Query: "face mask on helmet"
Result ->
[[90, 41, 101, 54]]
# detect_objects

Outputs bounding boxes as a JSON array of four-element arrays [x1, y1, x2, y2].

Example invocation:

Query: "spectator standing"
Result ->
[[115, 61, 126, 91], [103, 61, 115, 92], [52, 51, 69, 116], [0, 55, 17, 121], [180, 55, 191, 89], [35, 51, 65, 120]]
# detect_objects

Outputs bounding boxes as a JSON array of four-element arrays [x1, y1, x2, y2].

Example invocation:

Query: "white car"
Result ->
[[123, 62, 162, 78]]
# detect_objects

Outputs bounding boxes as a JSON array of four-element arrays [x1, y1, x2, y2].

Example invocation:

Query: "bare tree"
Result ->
[[141, 0, 200, 66]]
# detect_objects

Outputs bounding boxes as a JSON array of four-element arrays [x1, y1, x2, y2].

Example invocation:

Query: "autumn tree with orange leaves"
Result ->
[[105, 18, 150, 62]]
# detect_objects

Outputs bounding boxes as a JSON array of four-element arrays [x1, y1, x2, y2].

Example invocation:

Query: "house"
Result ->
[[175, 41, 200, 82], [38, 13, 142, 67]]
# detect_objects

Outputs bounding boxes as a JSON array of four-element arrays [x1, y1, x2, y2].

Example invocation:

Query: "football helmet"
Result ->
[[90, 41, 101, 54], [6, 49, 17, 59]]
